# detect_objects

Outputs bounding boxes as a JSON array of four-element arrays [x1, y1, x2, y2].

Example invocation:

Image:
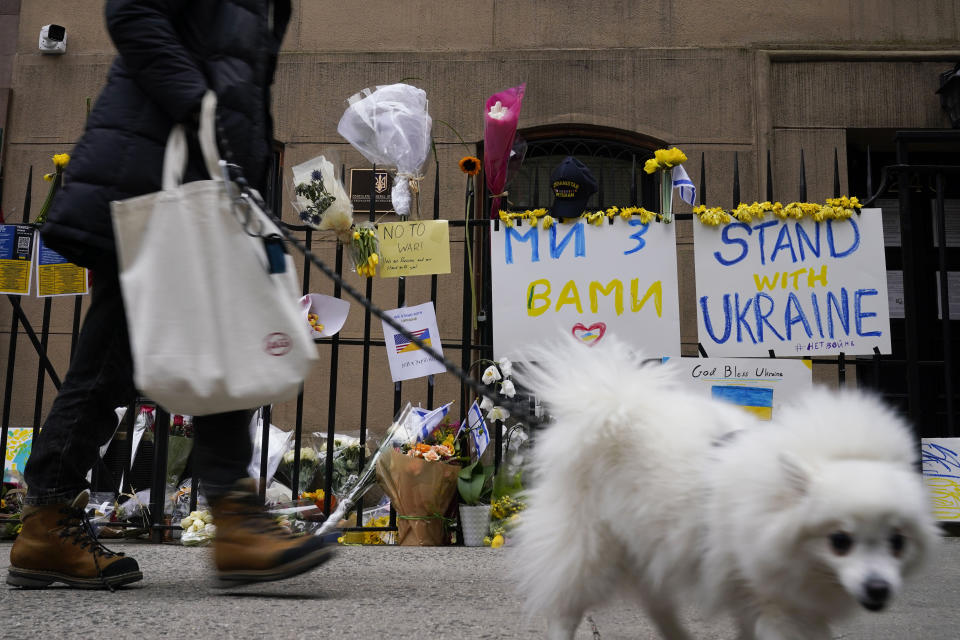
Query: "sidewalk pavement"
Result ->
[[2, 537, 959, 639]]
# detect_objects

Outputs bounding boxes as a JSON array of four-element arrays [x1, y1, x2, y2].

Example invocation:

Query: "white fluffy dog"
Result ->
[[512, 336, 938, 640]]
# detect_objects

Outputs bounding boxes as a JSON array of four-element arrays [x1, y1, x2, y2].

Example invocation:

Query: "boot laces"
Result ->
[[57, 504, 124, 591]]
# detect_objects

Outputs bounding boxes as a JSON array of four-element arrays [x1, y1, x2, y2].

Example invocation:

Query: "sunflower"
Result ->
[[458, 156, 481, 176]]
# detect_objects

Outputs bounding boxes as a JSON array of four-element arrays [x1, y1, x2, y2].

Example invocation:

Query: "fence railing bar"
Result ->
[[150, 406, 170, 542], [934, 172, 955, 436], [732, 151, 740, 206], [766, 149, 773, 202], [799, 148, 807, 202], [31, 298, 53, 429], [70, 296, 82, 359], [699, 152, 707, 206]]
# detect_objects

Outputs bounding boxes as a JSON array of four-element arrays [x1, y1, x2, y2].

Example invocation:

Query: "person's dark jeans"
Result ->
[[24, 268, 253, 505]]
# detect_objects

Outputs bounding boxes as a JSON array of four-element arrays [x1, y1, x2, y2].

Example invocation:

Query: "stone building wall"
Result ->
[[1, 1, 957, 434]]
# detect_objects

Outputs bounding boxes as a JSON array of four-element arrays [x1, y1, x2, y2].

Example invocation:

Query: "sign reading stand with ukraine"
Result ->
[[693, 209, 891, 357], [490, 218, 681, 361]]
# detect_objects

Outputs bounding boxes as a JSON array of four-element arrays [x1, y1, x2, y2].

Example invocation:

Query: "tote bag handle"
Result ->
[[161, 91, 224, 190]]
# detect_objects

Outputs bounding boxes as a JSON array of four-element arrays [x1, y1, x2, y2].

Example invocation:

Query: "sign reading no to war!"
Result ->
[[490, 219, 680, 361], [693, 209, 891, 357]]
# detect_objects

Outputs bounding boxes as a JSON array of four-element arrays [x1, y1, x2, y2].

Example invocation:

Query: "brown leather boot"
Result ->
[[210, 479, 333, 588], [7, 492, 142, 590]]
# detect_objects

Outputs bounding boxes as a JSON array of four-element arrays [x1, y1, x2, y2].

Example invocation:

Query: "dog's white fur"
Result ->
[[512, 336, 939, 640]]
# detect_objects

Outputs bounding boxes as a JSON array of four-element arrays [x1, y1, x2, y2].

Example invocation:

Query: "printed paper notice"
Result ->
[[36, 235, 89, 297], [0, 224, 36, 295], [377, 220, 451, 277], [381, 301, 447, 382]]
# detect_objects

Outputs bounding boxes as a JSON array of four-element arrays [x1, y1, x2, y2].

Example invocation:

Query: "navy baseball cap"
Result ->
[[550, 157, 598, 219]]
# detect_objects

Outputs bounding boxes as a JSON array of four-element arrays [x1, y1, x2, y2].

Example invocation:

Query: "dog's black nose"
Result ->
[[861, 577, 891, 611]]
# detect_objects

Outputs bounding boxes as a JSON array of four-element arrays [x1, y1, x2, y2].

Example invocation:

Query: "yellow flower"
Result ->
[[643, 158, 661, 174], [483, 536, 492, 546], [52, 153, 70, 169], [654, 147, 687, 168], [43, 173, 55, 182], [490, 534, 505, 548], [542, 215, 555, 229], [352, 230, 360, 240]]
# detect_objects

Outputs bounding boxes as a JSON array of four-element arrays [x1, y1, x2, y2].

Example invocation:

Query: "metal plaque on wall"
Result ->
[[349, 168, 394, 214]]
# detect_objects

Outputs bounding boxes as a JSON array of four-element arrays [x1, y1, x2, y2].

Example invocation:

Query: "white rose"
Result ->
[[481, 365, 501, 385], [500, 379, 516, 398], [282, 450, 296, 464], [300, 448, 318, 462]]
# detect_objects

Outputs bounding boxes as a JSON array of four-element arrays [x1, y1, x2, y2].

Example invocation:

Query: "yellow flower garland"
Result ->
[[498, 205, 660, 228], [692, 196, 863, 226]]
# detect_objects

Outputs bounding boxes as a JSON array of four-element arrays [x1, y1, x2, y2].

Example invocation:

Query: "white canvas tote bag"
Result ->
[[110, 91, 317, 415]]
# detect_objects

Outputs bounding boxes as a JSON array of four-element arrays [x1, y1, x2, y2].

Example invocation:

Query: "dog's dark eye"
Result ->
[[890, 532, 906, 557], [829, 531, 854, 555]]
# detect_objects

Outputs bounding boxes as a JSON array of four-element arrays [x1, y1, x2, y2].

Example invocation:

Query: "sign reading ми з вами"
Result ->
[[349, 168, 394, 214], [490, 218, 681, 362], [693, 208, 891, 357]]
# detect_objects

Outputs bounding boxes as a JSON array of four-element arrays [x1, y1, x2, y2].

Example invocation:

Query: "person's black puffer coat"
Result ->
[[41, 0, 291, 271]]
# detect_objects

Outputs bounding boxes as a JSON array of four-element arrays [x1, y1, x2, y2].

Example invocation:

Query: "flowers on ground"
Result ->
[[180, 510, 215, 546]]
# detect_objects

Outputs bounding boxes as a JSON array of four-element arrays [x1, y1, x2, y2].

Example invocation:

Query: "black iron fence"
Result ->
[[2, 132, 957, 542]]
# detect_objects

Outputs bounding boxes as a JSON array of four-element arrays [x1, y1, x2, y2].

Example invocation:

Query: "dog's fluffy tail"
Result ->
[[509, 335, 682, 621]]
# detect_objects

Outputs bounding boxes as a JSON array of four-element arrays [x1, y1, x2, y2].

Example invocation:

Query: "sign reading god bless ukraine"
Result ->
[[490, 218, 681, 360], [693, 208, 891, 357]]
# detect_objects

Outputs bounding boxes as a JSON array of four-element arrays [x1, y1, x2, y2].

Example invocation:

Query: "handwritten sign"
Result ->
[[0, 224, 36, 295], [672, 357, 812, 420], [490, 218, 680, 361], [381, 302, 447, 382], [377, 220, 451, 277], [921, 438, 960, 522], [35, 235, 88, 297], [693, 209, 891, 357]]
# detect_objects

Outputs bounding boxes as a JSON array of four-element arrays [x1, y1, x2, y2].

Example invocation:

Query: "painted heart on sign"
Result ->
[[571, 322, 607, 346]]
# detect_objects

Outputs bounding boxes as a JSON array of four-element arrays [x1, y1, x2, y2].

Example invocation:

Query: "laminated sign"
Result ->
[[693, 209, 891, 357], [490, 218, 681, 361], [0, 224, 35, 295]]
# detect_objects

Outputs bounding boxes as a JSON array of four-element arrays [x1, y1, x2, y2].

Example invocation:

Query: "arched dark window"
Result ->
[[484, 125, 666, 215]]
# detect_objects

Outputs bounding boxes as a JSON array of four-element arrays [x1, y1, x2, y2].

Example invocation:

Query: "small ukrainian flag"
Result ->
[[711, 385, 774, 421]]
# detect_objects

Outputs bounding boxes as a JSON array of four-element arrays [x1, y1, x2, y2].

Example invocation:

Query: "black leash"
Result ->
[[273, 218, 530, 417]]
